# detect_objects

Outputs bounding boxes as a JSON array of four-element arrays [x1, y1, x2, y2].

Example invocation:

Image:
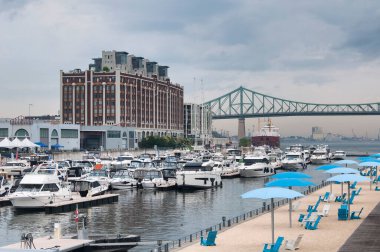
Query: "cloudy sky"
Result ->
[[1, 0, 380, 138]]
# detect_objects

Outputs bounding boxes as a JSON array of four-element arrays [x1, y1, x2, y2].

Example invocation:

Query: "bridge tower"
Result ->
[[238, 118, 246, 139]]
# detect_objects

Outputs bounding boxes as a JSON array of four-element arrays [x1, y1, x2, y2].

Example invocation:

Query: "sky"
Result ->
[[1, 0, 380, 138]]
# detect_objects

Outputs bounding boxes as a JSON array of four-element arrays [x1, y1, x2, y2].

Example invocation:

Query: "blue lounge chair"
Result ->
[[350, 181, 357, 189], [343, 193, 356, 205], [263, 236, 284, 252], [375, 186, 380, 191], [353, 187, 361, 196], [307, 196, 322, 212], [350, 208, 364, 219], [335, 193, 346, 202], [200, 230, 217, 246], [305, 215, 322, 230], [321, 192, 330, 202]]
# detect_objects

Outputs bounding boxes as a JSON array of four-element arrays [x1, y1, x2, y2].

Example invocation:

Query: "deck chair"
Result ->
[[305, 215, 322, 230], [375, 186, 380, 191], [285, 234, 303, 251], [263, 236, 284, 252], [354, 187, 362, 196], [307, 196, 322, 212], [350, 181, 357, 189], [300, 212, 317, 227], [292, 201, 301, 212], [343, 193, 356, 205], [335, 193, 346, 202], [321, 192, 330, 202], [350, 208, 364, 219], [200, 230, 217, 246], [317, 204, 330, 217]]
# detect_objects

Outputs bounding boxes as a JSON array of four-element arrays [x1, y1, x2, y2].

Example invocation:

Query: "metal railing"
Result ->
[[148, 181, 329, 252]]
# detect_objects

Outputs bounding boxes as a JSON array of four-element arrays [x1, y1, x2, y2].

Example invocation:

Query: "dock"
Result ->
[[44, 193, 119, 214], [0, 197, 11, 207]]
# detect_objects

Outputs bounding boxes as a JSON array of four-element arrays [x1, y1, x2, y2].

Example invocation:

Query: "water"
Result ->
[[0, 141, 378, 251]]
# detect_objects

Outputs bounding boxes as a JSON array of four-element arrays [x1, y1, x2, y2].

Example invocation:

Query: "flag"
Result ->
[[75, 205, 79, 223]]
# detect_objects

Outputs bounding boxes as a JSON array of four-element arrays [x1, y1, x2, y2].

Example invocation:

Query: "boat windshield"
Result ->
[[286, 155, 300, 160], [117, 156, 133, 161], [89, 170, 108, 177], [144, 171, 162, 179], [227, 149, 242, 156], [16, 184, 42, 192], [162, 169, 176, 178], [243, 158, 269, 165], [113, 170, 131, 178], [37, 166, 57, 175], [4, 162, 26, 167]]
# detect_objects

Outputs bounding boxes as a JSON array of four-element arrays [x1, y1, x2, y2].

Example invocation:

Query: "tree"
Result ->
[[102, 66, 110, 72], [239, 137, 251, 147]]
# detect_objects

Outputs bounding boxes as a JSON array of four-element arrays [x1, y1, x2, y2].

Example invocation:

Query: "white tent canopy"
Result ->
[[21, 138, 39, 148], [9, 138, 24, 148], [0, 137, 12, 148]]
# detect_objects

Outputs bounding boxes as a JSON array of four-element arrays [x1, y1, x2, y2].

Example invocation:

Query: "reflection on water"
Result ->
[[0, 164, 331, 251]]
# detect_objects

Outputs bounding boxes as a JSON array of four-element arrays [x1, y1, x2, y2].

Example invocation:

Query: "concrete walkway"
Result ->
[[175, 182, 380, 252]]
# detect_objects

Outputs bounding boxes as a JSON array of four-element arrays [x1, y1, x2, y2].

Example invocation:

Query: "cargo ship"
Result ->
[[251, 120, 280, 148]]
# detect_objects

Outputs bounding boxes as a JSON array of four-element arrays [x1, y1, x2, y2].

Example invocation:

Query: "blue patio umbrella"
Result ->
[[51, 144, 64, 149], [327, 174, 370, 216], [266, 179, 315, 228], [315, 164, 340, 171], [271, 172, 311, 179], [34, 141, 48, 148], [370, 153, 380, 158], [334, 160, 358, 166], [324, 168, 359, 174], [241, 187, 304, 243], [356, 157, 380, 162]]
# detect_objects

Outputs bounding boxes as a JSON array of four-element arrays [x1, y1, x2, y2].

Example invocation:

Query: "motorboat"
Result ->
[[226, 148, 243, 163], [239, 150, 275, 177], [0, 160, 30, 176], [85, 168, 111, 189], [111, 153, 134, 169], [176, 162, 222, 190], [8, 163, 72, 208], [281, 151, 307, 170], [140, 169, 166, 189], [110, 169, 138, 190], [72, 160, 95, 173], [0, 175, 12, 196], [310, 145, 331, 164], [70, 179, 108, 197], [332, 150, 346, 160]]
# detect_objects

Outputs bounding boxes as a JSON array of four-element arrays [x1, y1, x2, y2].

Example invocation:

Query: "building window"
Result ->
[[40, 128, 49, 138], [51, 129, 58, 137], [14, 129, 29, 139], [107, 131, 121, 138], [0, 128, 8, 138], [61, 129, 78, 138]]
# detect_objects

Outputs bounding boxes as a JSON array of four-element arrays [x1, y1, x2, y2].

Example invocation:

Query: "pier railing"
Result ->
[[148, 180, 329, 252]]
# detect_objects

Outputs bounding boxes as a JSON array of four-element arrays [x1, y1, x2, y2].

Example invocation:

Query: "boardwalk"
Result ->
[[338, 202, 380, 252], [175, 182, 380, 252]]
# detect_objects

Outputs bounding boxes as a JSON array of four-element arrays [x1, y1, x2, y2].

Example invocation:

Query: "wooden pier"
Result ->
[[44, 194, 119, 214]]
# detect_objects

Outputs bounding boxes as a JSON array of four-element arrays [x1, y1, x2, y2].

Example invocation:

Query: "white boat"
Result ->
[[0, 175, 12, 196], [111, 154, 134, 169], [239, 150, 275, 177], [110, 169, 138, 190], [70, 179, 108, 197], [226, 148, 243, 162], [176, 162, 222, 190], [8, 163, 72, 208], [281, 151, 307, 170], [0, 160, 30, 176], [332, 150, 346, 160], [141, 168, 177, 189], [310, 145, 331, 164], [85, 168, 111, 189]]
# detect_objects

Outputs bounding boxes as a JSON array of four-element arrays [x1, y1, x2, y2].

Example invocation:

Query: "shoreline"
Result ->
[[174, 181, 379, 252]]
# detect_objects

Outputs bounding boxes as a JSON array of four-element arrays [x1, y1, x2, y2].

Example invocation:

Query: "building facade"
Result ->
[[183, 103, 212, 144], [60, 50, 184, 141]]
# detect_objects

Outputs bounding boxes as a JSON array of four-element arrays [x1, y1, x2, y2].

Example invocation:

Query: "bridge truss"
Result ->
[[204, 86, 380, 119]]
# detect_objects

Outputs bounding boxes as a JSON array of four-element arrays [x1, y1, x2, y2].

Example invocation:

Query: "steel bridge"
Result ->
[[203, 86, 380, 137]]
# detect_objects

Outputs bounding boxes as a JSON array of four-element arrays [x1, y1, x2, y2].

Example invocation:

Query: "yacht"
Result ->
[[8, 163, 72, 208], [0, 160, 30, 176], [281, 151, 307, 170], [110, 169, 138, 190], [85, 168, 111, 189], [111, 153, 134, 169], [310, 145, 331, 164], [176, 162, 222, 190], [141, 168, 177, 189], [332, 150, 346, 160], [226, 148, 243, 163], [71, 179, 108, 197], [239, 150, 275, 177]]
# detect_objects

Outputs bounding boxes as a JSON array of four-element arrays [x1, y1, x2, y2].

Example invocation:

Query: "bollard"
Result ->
[[190, 234, 192, 242], [219, 223, 222, 230], [222, 216, 226, 227], [227, 219, 231, 227], [178, 239, 181, 247], [164, 243, 169, 252]]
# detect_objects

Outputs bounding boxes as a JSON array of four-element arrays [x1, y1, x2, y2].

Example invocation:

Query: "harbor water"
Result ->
[[0, 141, 378, 251]]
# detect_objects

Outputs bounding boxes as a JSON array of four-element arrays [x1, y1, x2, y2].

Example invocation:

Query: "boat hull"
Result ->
[[239, 167, 275, 177], [9, 192, 72, 208], [176, 172, 222, 190]]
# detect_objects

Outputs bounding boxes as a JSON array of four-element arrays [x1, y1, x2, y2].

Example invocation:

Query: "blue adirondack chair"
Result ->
[[305, 215, 322, 230], [200, 230, 217, 246], [354, 187, 362, 196], [350, 181, 357, 189], [350, 208, 364, 219], [375, 186, 380, 191], [263, 236, 284, 252], [321, 192, 330, 202]]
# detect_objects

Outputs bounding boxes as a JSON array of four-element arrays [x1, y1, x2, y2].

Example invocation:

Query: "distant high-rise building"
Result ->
[[183, 103, 212, 143], [311, 126, 324, 140]]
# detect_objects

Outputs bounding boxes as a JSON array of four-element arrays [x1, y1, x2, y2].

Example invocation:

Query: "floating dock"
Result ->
[[44, 194, 119, 214]]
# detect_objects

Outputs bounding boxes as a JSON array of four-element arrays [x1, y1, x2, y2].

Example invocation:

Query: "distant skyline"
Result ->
[[1, 0, 380, 137]]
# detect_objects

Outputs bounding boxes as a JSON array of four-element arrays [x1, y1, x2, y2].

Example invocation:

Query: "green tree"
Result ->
[[239, 137, 251, 147], [102, 66, 110, 72]]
